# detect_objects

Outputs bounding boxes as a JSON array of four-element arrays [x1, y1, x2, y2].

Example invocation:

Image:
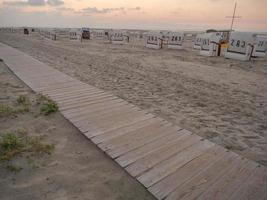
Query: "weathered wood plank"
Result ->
[[91, 116, 162, 145], [165, 152, 242, 200], [148, 145, 229, 199], [228, 165, 267, 200], [115, 128, 186, 168], [197, 159, 258, 200], [137, 140, 214, 188], [125, 134, 201, 177]]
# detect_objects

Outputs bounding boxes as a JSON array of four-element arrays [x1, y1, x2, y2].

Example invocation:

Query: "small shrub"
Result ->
[[0, 130, 55, 173], [17, 95, 31, 107], [29, 137, 55, 155], [41, 100, 58, 115], [36, 94, 49, 105], [0, 132, 21, 153]]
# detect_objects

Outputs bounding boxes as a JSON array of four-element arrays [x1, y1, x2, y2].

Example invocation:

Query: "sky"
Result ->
[[0, 0, 266, 31]]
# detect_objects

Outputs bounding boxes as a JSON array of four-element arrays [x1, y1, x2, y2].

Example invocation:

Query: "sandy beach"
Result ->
[[0, 32, 266, 167]]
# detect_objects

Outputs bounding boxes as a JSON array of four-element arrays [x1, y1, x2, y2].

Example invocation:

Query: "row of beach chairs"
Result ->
[[0, 27, 266, 61]]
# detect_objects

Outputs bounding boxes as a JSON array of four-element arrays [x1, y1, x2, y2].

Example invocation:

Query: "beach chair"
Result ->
[[93, 30, 105, 39], [252, 35, 267, 57], [110, 30, 129, 44], [145, 32, 163, 49], [225, 32, 256, 61], [81, 28, 90, 40], [193, 33, 204, 49], [200, 32, 222, 57], [167, 32, 184, 49], [69, 29, 81, 40]]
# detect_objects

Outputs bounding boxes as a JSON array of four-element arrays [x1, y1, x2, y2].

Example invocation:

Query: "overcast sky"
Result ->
[[0, 0, 266, 31]]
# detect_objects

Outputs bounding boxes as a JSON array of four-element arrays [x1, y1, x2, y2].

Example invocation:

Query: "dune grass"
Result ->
[[0, 130, 54, 173]]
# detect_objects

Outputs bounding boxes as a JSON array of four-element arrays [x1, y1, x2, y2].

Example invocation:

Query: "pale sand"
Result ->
[[0, 33, 266, 166]]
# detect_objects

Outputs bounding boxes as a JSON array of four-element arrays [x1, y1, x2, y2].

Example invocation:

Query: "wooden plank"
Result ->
[[65, 99, 130, 119], [46, 87, 99, 99], [125, 134, 201, 177], [79, 111, 153, 137], [165, 153, 242, 200], [51, 90, 105, 103], [43, 83, 90, 95], [197, 159, 258, 200], [62, 98, 124, 116], [228, 165, 267, 200], [69, 103, 138, 123], [137, 140, 214, 188], [60, 95, 117, 112], [84, 113, 155, 138], [59, 94, 116, 110], [55, 91, 112, 106], [148, 145, 230, 200], [39, 81, 87, 92], [91, 117, 172, 145], [45, 85, 93, 97], [115, 129, 186, 168], [102, 122, 177, 159]]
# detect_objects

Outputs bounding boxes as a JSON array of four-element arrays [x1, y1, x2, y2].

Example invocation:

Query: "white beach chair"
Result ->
[[110, 30, 129, 44], [69, 29, 81, 41], [252, 35, 267, 57], [200, 32, 222, 57], [92, 30, 105, 39], [145, 32, 163, 49], [167, 32, 184, 50], [225, 32, 256, 61], [193, 33, 204, 49]]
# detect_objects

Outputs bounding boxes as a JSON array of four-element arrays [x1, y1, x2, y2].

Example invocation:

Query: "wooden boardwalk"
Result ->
[[0, 42, 266, 200]]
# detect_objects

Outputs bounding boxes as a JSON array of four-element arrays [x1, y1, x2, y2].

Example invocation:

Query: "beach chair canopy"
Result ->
[[253, 35, 267, 57], [227, 32, 256, 55], [167, 32, 184, 46]]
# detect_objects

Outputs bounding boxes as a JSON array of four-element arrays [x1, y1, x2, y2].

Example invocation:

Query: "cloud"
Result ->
[[47, 0, 64, 6], [128, 7, 141, 11], [82, 7, 125, 14], [3, 0, 64, 7], [3, 0, 45, 6], [81, 6, 142, 15], [57, 7, 74, 12]]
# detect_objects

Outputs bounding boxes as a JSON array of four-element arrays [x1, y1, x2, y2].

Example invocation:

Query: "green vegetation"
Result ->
[[40, 100, 58, 115], [36, 94, 58, 115], [17, 95, 31, 107], [1, 94, 58, 117], [0, 130, 54, 173], [0, 132, 22, 153], [36, 94, 49, 105]]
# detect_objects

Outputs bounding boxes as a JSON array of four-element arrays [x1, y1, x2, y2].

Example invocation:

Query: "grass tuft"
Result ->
[[17, 95, 31, 107], [0, 130, 55, 173], [41, 100, 58, 115]]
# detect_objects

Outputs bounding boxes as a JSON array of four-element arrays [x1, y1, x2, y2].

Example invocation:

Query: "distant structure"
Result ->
[[226, 2, 242, 31]]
